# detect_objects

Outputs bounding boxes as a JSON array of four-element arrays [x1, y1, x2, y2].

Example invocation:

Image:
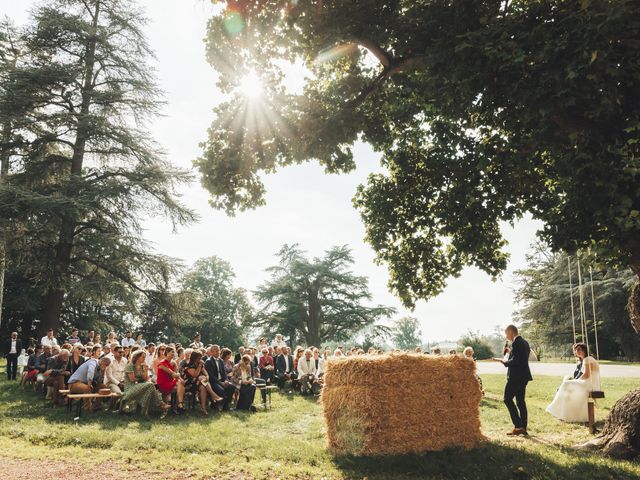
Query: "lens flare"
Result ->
[[223, 10, 244, 35]]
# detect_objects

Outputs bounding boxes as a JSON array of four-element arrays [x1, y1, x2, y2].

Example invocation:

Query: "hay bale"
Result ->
[[321, 353, 484, 455]]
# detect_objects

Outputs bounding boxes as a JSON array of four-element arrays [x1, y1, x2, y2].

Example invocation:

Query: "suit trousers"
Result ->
[[6, 353, 18, 380], [236, 383, 256, 410], [213, 382, 236, 411], [504, 380, 528, 430]]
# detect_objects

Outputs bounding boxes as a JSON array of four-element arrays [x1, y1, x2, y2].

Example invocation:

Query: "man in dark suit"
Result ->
[[275, 346, 296, 390], [494, 324, 533, 436], [3, 332, 23, 380], [204, 344, 236, 411]]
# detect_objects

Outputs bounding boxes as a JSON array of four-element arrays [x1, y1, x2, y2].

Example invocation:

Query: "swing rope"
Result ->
[[576, 254, 590, 356], [587, 249, 601, 361], [567, 256, 577, 346]]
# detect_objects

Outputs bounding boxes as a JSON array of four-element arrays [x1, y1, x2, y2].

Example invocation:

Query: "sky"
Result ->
[[2, 0, 543, 342]]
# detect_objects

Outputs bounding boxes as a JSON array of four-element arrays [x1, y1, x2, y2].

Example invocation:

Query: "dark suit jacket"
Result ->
[[276, 354, 294, 375], [2, 338, 23, 356], [204, 357, 227, 385], [504, 336, 533, 384]]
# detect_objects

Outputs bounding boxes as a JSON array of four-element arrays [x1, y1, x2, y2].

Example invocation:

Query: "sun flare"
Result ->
[[238, 70, 263, 99]]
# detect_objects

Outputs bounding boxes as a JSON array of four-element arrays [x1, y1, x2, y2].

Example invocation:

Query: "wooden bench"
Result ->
[[67, 392, 122, 418], [588, 391, 605, 434]]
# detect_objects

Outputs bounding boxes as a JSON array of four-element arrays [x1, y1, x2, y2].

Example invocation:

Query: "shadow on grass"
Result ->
[[331, 441, 637, 480]]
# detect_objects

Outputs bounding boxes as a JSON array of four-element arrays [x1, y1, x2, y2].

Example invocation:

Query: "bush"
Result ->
[[458, 332, 495, 360]]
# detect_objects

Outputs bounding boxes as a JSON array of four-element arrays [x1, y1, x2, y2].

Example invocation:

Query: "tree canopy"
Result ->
[[198, 0, 640, 330]]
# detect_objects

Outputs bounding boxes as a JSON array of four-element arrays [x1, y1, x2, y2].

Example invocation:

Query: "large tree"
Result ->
[[199, 3, 640, 452], [391, 316, 422, 351], [515, 244, 640, 360], [180, 256, 250, 349], [0, 0, 194, 335], [255, 244, 393, 346], [198, 1, 640, 332]]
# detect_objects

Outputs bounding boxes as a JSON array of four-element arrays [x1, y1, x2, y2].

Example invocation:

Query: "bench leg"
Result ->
[[76, 399, 82, 418], [588, 399, 596, 434]]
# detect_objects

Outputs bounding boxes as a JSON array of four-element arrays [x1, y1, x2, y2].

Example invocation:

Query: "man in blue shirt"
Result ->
[[68, 357, 111, 412]]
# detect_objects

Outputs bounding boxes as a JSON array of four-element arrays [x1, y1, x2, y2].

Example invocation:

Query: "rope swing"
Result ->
[[567, 251, 601, 360]]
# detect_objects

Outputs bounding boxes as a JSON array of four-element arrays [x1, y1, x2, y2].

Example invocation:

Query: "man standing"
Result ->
[[121, 331, 135, 348], [3, 332, 23, 380], [66, 329, 81, 346], [190, 333, 204, 349], [494, 325, 533, 436], [40, 329, 58, 348], [204, 344, 236, 411]]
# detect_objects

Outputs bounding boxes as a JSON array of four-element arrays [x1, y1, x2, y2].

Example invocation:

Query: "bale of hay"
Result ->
[[321, 353, 484, 456]]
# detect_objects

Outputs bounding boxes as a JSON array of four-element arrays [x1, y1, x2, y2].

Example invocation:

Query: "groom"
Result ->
[[494, 324, 533, 436]]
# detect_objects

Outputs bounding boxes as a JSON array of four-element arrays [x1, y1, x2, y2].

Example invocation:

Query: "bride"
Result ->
[[546, 343, 601, 423]]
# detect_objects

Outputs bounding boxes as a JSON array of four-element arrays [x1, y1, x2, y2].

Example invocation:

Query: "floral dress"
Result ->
[[122, 362, 162, 412]]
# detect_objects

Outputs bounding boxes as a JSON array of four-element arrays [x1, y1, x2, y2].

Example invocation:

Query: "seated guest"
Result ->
[[546, 343, 601, 423], [67, 356, 111, 412], [204, 345, 235, 411], [152, 344, 166, 380], [91, 345, 102, 359], [104, 345, 127, 394], [157, 347, 185, 413], [176, 347, 185, 365], [258, 347, 275, 384], [182, 350, 222, 416], [221, 348, 234, 377], [134, 333, 146, 347], [234, 346, 245, 364], [145, 343, 156, 378], [312, 348, 324, 378], [231, 354, 257, 411], [293, 347, 304, 371], [122, 350, 169, 417], [23, 346, 42, 386], [44, 349, 71, 405], [67, 344, 86, 378], [35, 345, 52, 383], [297, 349, 318, 395], [20, 348, 35, 387], [275, 346, 296, 390], [333, 348, 342, 357]]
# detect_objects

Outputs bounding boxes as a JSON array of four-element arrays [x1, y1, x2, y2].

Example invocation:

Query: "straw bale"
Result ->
[[321, 353, 484, 455]]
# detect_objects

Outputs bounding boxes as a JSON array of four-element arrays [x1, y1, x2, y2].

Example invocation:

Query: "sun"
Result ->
[[238, 70, 263, 99]]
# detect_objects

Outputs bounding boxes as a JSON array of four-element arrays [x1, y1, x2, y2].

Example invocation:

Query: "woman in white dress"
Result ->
[[546, 343, 601, 423]]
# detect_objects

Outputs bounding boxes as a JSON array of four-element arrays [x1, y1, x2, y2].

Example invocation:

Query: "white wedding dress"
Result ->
[[546, 357, 601, 423]]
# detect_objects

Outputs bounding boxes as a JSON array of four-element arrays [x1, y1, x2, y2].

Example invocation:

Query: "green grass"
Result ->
[[0, 361, 638, 479]]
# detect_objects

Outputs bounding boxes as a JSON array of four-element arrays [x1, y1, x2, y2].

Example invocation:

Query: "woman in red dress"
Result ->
[[156, 347, 186, 413]]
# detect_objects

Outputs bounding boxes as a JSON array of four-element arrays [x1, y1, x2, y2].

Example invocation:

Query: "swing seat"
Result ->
[[588, 390, 605, 434]]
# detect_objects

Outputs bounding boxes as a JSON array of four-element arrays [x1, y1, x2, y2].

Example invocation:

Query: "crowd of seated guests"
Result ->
[[7, 328, 482, 417]]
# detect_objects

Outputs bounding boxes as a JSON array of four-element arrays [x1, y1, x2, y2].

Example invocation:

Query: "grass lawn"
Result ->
[[0, 361, 638, 479]]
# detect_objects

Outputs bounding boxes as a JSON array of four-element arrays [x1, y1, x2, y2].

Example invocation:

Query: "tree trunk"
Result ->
[[576, 389, 640, 459], [628, 279, 640, 336], [40, 1, 100, 336]]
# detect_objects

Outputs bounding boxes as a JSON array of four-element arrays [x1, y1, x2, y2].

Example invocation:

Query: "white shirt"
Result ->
[[272, 339, 287, 348], [121, 337, 135, 347], [283, 354, 290, 372], [41, 336, 58, 347], [9, 340, 17, 354], [190, 341, 203, 349], [105, 357, 128, 385]]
